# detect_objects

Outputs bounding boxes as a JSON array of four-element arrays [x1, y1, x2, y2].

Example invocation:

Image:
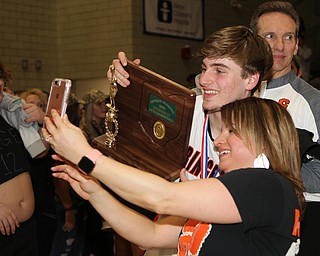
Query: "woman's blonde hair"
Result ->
[[21, 88, 48, 111], [221, 97, 305, 215]]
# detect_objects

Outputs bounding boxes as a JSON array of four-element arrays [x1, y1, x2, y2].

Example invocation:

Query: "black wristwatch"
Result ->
[[78, 149, 102, 174]]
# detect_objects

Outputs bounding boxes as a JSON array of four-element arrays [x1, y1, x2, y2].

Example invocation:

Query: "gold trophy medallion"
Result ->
[[105, 65, 119, 148], [153, 121, 166, 140]]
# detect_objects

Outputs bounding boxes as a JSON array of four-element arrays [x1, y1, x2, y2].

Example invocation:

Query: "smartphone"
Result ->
[[44, 78, 72, 126]]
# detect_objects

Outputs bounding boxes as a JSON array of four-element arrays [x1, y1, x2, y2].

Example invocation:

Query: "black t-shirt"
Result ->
[[0, 116, 31, 184], [178, 168, 300, 256]]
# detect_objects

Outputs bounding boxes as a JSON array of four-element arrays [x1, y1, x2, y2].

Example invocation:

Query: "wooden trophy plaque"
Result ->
[[93, 61, 196, 181]]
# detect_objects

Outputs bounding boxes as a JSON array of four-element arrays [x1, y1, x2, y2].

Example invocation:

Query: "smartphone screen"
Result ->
[[44, 78, 72, 125]]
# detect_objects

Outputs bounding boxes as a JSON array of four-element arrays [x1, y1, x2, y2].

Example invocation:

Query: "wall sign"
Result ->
[[144, 0, 204, 40]]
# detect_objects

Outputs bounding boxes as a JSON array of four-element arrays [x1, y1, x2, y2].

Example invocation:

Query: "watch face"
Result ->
[[78, 156, 95, 174]]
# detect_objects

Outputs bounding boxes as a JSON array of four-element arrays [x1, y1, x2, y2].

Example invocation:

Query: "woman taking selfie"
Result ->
[[43, 97, 304, 255]]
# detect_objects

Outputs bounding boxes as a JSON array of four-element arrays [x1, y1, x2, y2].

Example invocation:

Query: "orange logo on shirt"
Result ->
[[292, 209, 300, 237], [178, 219, 212, 255], [278, 98, 290, 109]]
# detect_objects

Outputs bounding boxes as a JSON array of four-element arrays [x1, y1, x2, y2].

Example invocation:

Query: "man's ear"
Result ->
[[246, 72, 260, 91]]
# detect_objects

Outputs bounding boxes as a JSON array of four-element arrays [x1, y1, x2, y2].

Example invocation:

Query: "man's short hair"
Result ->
[[250, 1, 300, 37], [197, 25, 273, 89]]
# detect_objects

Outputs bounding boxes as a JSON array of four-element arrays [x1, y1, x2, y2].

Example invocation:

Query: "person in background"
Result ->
[[0, 63, 49, 255], [45, 97, 304, 256], [250, 2, 320, 255], [80, 89, 108, 145], [19, 88, 47, 126], [21, 88, 48, 111]]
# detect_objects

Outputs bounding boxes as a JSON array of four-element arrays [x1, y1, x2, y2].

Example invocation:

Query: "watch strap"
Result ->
[[78, 149, 102, 175], [86, 149, 102, 163]]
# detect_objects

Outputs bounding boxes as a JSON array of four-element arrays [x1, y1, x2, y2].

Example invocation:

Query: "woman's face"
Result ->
[[25, 94, 44, 110], [214, 122, 257, 173], [92, 101, 107, 120]]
